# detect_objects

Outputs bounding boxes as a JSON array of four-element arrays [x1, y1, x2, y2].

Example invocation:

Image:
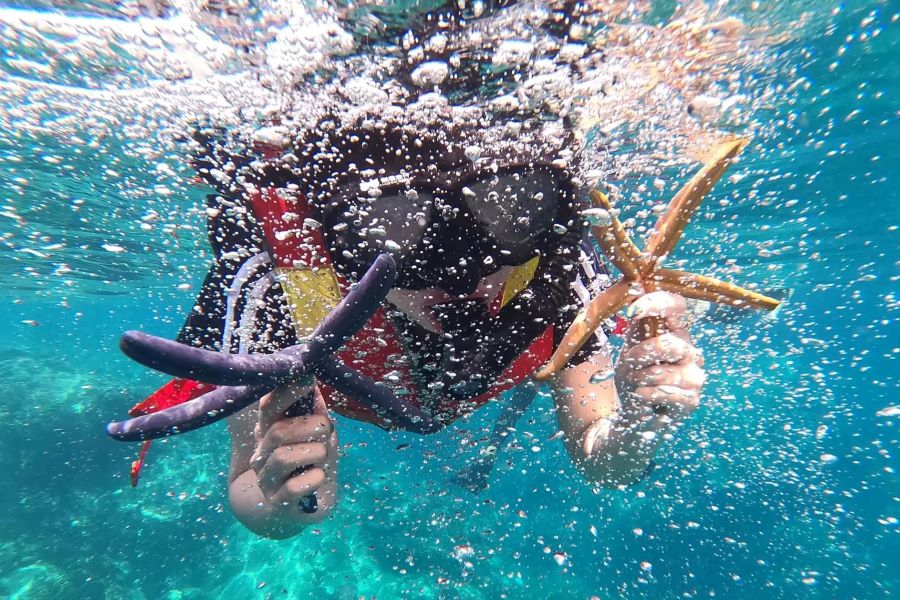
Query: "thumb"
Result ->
[[626, 292, 690, 328], [623, 291, 691, 346], [257, 377, 317, 435]]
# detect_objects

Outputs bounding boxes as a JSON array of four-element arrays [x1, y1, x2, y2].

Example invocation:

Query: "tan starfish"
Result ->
[[534, 138, 781, 381]]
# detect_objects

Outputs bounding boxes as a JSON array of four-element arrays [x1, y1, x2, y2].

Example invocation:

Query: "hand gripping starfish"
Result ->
[[534, 138, 781, 381], [107, 254, 440, 441], [107, 254, 444, 510]]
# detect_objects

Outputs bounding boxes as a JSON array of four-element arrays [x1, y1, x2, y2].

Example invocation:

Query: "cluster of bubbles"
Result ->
[[0, 0, 795, 297], [1, 2, 897, 598]]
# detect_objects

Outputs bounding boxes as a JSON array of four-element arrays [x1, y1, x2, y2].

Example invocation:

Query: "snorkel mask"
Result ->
[[301, 125, 577, 296]]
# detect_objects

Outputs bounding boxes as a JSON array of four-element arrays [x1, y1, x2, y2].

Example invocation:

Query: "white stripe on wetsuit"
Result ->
[[573, 245, 611, 345], [221, 251, 272, 352]]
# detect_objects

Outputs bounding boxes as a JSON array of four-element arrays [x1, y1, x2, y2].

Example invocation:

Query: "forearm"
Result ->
[[553, 355, 676, 487], [576, 403, 673, 487], [228, 470, 310, 539]]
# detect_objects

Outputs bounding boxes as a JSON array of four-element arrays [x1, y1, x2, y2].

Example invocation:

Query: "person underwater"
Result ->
[[105, 1, 788, 540], [140, 116, 706, 539]]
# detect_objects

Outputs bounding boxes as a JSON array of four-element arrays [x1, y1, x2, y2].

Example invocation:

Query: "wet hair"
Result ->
[[287, 119, 467, 204], [282, 114, 581, 202]]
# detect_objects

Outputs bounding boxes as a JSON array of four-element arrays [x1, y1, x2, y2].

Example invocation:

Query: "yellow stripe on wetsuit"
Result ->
[[279, 256, 539, 336], [499, 256, 540, 309], [277, 267, 342, 336]]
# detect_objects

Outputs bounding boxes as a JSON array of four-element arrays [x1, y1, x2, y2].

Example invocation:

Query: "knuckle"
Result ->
[[652, 336, 671, 353], [660, 336, 686, 357], [258, 392, 275, 411], [288, 468, 325, 495], [660, 332, 683, 347], [630, 386, 654, 402], [676, 392, 701, 413], [302, 417, 333, 441], [308, 414, 333, 433], [285, 478, 305, 497], [275, 420, 303, 443], [270, 446, 293, 469], [250, 452, 265, 473], [668, 312, 690, 330], [295, 443, 324, 466], [311, 441, 330, 462], [267, 420, 288, 441], [695, 369, 708, 388]]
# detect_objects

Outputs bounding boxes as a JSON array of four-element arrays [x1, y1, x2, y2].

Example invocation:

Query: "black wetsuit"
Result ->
[[181, 116, 610, 408], [176, 186, 609, 402]]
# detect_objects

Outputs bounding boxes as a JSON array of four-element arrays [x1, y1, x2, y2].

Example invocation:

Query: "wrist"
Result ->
[[581, 403, 669, 462], [578, 416, 660, 487]]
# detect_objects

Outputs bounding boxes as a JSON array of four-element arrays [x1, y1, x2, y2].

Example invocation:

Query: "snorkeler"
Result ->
[[107, 1, 783, 540], [140, 113, 703, 539]]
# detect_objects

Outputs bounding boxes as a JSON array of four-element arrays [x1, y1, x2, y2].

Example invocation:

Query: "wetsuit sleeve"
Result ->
[[176, 192, 296, 352]]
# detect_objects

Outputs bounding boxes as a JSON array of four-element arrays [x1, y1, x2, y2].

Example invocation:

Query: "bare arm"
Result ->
[[552, 292, 704, 487], [552, 352, 670, 486]]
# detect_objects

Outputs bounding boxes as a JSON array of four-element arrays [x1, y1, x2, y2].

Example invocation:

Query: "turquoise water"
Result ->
[[1, 1, 897, 598]]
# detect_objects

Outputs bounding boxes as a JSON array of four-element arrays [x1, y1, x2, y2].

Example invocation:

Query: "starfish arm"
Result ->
[[635, 315, 667, 340], [645, 138, 748, 261], [656, 269, 781, 311], [589, 190, 643, 273], [533, 279, 631, 381], [592, 223, 641, 280]]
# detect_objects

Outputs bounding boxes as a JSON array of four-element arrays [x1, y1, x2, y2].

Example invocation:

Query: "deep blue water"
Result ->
[[0, 2, 897, 599]]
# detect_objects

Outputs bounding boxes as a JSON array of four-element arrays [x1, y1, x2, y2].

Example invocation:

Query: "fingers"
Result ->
[[618, 333, 701, 373], [257, 380, 317, 435], [625, 362, 706, 390], [616, 321, 705, 419], [251, 384, 338, 518], [251, 415, 334, 469], [616, 293, 706, 419], [256, 442, 329, 499], [629, 385, 701, 417], [627, 291, 691, 332], [250, 415, 334, 495], [270, 467, 328, 508]]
